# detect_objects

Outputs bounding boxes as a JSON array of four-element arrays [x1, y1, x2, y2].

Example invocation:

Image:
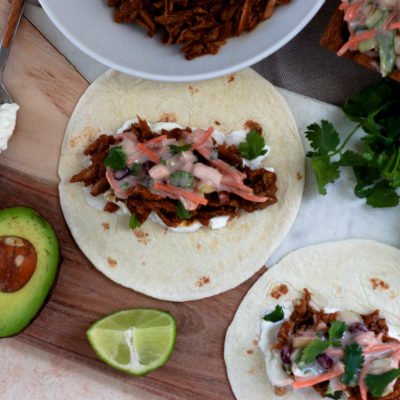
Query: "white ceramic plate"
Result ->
[[39, 0, 325, 82]]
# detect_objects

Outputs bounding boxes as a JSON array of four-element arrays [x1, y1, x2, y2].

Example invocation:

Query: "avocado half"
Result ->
[[0, 207, 59, 337]]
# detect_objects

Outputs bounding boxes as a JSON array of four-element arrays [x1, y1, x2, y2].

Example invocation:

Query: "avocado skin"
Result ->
[[0, 207, 59, 337]]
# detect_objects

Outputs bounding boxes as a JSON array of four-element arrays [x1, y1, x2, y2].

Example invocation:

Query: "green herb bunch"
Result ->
[[306, 79, 400, 207]]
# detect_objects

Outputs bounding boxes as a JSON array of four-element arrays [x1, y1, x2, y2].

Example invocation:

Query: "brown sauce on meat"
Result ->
[[70, 118, 277, 228], [108, 0, 291, 60]]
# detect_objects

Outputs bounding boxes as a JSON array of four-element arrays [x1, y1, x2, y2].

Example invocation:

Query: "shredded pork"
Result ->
[[70, 118, 278, 228], [108, 0, 291, 60]]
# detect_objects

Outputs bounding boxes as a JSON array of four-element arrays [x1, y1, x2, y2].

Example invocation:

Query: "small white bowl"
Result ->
[[39, 0, 325, 82]]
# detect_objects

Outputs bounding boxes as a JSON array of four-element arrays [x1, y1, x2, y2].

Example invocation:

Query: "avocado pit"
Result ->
[[0, 236, 37, 292]]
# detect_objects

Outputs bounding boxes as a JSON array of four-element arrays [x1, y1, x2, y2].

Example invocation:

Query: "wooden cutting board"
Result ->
[[0, 3, 266, 399]]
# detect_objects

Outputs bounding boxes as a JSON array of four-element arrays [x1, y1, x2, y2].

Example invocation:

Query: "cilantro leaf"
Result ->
[[338, 150, 367, 167], [263, 305, 284, 323], [299, 340, 329, 364], [341, 343, 364, 386], [325, 390, 343, 400], [343, 80, 394, 122], [311, 156, 340, 195], [329, 321, 348, 344], [129, 213, 141, 230], [305, 121, 340, 156], [131, 162, 141, 176], [104, 146, 127, 171], [239, 130, 267, 160], [169, 144, 192, 156], [365, 369, 400, 397], [366, 180, 399, 208], [176, 201, 192, 220]]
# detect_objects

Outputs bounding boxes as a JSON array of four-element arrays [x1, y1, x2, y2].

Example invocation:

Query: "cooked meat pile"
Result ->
[[108, 0, 291, 60], [70, 118, 278, 228], [274, 289, 400, 400]]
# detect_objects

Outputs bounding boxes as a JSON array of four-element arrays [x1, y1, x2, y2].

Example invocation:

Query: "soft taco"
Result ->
[[224, 240, 400, 400], [58, 68, 304, 301]]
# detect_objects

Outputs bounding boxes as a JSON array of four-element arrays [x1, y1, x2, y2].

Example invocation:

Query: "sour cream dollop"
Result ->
[[0, 103, 19, 154]]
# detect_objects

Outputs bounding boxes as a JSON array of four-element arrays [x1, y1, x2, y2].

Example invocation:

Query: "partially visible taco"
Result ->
[[224, 240, 400, 399], [58, 68, 304, 301]]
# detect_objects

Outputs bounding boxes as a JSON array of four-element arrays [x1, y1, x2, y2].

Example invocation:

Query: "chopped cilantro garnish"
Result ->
[[169, 170, 195, 189], [169, 144, 192, 156], [239, 130, 268, 160], [341, 343, 364, 386], [131, 162, 141, 176], [306, 79, 400, 207], [121, 182, 129, 191], [299, 339, 329, 364], [176, 201, 192, 220], [325, 389, 343, 400], [365, 369, 400, 397], [263, 305, 284, 322], [129, 213, 141, 230], [104, 146, 127, 171], [160, 157, 167, 166], [329, 320, 348, 344]]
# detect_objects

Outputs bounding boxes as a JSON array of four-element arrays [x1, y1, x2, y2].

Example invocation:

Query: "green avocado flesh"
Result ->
[[0, 207, 59, 337]]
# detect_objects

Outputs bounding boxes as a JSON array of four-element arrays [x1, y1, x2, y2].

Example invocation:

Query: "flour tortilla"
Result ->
[[58, 68, 304, 301], [224, 239, 400, 399]]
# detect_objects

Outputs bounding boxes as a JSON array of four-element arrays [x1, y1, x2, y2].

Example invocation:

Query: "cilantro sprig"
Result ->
[[365, 368, 400, 397], [328, 320, 348, 346], [306, 79, 400, 207], [299, 339, 329, 364], [263, 305, 284, 322], [104, 146, 127, 171], [341, 343, 364, 386], [129, 213, 141, 230], [239, 130, 268, 160], [176, 201, 192, 220], [169, 144, 192, 156]]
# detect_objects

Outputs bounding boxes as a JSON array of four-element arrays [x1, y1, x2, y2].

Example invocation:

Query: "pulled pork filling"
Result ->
[[264, 290, 400, 400], [70, 118, 277, 229], [108, 0, 291, 60]]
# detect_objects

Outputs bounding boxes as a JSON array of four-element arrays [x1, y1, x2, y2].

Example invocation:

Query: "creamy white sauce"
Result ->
[[83, 118, 272, 232], [258, 302, 294, 387], [0, 103, 19, 154]]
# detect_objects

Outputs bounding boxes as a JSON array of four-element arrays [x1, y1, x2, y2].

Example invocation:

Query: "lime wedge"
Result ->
[[87, 309, 177, 376]]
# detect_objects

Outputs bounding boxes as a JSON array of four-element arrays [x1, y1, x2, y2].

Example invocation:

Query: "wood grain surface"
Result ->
[[0, 2, 266, 399], [320, 7, 400, 83], [1, 0, 25, 48], [2, 166, 266, 400]]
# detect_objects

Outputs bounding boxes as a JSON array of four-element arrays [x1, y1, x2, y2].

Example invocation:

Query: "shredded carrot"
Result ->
[[143, 134, 167, 146], [221, 175, 253, 193], [191, 127, 214, 150], [291, 364, 345, 389], [325, 348, 344, 358], [196, 147, 247, 183], [154, 182, 208, 205], [385, 10, 399, 30], [344, 0, 366, 22], [389, 22, 400, 31], [229, 188, 268, 203], [359, 359, 372, 400], [337, 29, 377, 56], [363, 343, 400, 354], [105, 170, 128, 196], [137, 142, 159, 163]]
